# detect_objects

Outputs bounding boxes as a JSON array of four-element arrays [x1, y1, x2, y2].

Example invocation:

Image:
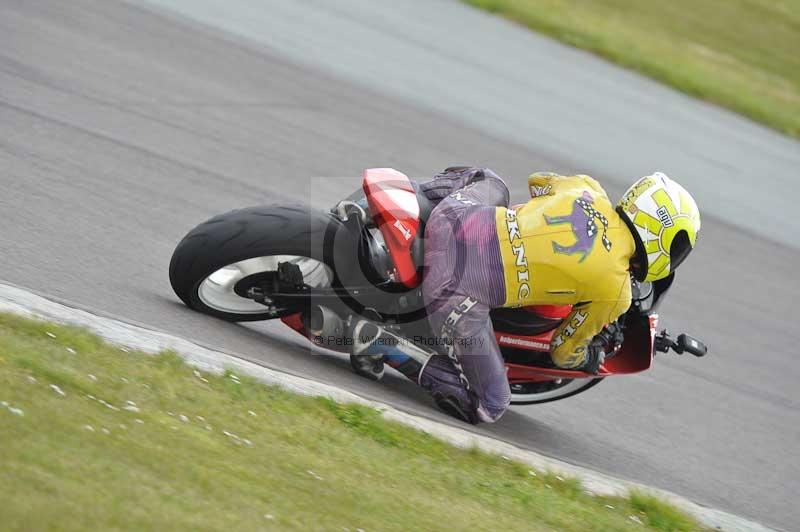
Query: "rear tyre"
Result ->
[[509, 377, 603, 405], [169, 206, 346, 322]]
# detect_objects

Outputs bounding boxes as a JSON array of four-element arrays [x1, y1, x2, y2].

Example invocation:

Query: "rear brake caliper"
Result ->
[[277, 261, 305, 291], [242, 261, 305, 306]]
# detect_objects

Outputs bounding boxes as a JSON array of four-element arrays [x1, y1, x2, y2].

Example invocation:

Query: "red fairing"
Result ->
[[505, 313, 655, 381], [362, 168, 421, 288], [494, 306, 571, 352], [507, 363, 612, 380], [599, 315, 653, 374]]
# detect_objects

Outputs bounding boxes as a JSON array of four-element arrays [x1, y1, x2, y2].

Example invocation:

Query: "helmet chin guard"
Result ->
[[616, 172, 701, 282]]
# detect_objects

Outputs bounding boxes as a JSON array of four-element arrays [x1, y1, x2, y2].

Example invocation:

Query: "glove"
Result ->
[[593, 321, 624, 357], [419, 167, 487, 203], [578, 343, 606, 375]]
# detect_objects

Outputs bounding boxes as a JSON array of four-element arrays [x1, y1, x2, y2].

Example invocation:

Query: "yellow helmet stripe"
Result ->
[[652, 188, 678, 216], [678, 189, 700, 245], [648, 253, 670, 280], [644, 239, 661, 254], [632, 210, 663, 235]]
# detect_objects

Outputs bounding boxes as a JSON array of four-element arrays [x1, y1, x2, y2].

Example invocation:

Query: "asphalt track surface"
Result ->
[[1, 1, 798, 529]]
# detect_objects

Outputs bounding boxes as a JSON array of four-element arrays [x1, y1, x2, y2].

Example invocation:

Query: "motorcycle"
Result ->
[[169, 168, 707, 405]]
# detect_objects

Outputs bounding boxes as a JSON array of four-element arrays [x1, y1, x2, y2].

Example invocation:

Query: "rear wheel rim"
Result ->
[[197, 255, 333, 315]]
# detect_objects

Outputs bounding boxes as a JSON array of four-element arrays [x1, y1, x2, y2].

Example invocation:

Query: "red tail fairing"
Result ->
[[362, 168, 421, 288]]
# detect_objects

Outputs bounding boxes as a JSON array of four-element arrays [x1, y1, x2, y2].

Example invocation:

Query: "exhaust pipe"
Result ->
[[304, 305, 348, 352]]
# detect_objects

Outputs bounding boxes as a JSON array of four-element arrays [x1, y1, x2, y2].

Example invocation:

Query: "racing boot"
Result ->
[[350, 320, 479, 423], [418, 355, 480, 424], [349, 319, 432, 382]]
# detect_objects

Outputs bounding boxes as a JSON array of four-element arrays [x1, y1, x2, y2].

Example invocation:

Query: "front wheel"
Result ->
[[509, 377, 603, 405], [169, 206, 346, 322]]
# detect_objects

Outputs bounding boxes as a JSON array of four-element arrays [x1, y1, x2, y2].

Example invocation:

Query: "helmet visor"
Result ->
[[669, 230, 693, 271]]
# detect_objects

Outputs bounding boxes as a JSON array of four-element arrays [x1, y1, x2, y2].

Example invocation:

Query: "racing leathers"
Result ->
[[413, 167, 636, 423]]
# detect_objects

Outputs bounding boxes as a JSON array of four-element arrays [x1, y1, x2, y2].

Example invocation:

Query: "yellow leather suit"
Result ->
[[495, 173, 636, 368]]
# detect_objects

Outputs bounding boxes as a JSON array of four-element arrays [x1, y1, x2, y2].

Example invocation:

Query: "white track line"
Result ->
[[0, 281, 773, 532]]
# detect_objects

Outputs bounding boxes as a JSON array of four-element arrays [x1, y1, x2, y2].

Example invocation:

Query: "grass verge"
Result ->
[[464, 0, 800, 138], [0, 312, 705, 531]]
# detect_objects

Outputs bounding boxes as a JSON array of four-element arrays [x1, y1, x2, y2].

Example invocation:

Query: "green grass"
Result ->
[[464, 0, 800, 137], [0, 313, 706, 531]]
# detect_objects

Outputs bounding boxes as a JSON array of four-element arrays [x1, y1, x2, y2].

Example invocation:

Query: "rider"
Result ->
[[351, 167, 701, 424]]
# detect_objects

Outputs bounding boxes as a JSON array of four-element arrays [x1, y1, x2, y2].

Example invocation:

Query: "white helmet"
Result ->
[[616, 172, 701, 282]]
